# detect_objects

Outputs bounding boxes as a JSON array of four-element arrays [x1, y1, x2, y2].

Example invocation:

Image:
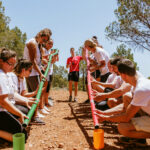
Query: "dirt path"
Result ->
[[1, 89, 150, 150]]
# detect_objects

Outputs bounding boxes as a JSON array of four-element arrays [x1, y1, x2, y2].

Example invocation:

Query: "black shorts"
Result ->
[[46, 75, 53, 93], [85, 70, 101, 84], [68, 71, 79, 82], [101, 72, 111, 83], [0, 111, 28, 141]]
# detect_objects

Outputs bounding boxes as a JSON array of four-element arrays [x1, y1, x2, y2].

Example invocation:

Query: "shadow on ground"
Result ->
[[66, 102, 150, 150]]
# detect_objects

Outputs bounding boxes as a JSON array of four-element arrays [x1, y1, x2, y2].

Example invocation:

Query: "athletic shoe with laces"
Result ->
[[30, 117, 45, 125], [44, 106, 50, 112], [37, 111, 45, 118], [69, 96, 72, 102], [40, 108, 49, 115]]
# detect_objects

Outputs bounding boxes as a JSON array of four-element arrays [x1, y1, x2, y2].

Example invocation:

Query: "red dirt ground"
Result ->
[[0, 89, 150, 150]]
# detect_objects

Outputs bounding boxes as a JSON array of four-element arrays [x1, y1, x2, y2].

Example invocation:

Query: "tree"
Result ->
[[76, 46, 86, 91], [52, 64, 68, 88], [111, 44, 139, 70], [105, 0, 150, 52], [0, 1, 27, 56]]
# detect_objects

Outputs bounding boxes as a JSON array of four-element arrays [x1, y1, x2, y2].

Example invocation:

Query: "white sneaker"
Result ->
[[40, 109, 49, 115], [44, 106, 50, 112], [37, 111, 45, 118]]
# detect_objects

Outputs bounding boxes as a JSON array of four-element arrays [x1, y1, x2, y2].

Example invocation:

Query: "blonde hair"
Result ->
[[84, 39, 97, 48]]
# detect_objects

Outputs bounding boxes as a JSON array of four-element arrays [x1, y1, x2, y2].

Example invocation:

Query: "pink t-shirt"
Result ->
[[67, 56, 82, 72]]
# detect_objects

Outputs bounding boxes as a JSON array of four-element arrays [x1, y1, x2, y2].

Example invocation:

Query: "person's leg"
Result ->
[[0, 111, 27, 141], [0, 130, 12, 142], [74, 81, 78, 99], [69, 81, 72, 96], [26, 76, 39, 92], [92, 84, 104, 93], [118, 122, 150, 139], [48, 75, 53, 100], [39, 81, 48, 110]]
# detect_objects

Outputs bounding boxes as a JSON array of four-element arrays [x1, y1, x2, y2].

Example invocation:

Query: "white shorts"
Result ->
[[132, 116, 150, 133]]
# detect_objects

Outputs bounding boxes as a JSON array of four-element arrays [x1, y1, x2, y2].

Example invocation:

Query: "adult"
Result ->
[[66, 47, 83, 102], [13, 58, 45, 125], [24, 28, 51, 92], [84, 39, 110, 83], [41, 39, 59, 110], [24, 28, 51, 123], [92, 58, 123, 109], [95, 59, 150, 146]]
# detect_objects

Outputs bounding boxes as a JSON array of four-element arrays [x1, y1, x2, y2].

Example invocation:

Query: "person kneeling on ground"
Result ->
[[95, 59, 150, 147]]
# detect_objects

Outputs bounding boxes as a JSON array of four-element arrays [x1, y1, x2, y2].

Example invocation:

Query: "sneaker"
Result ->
[[69, 96, 72, 102], [74, 97, 77, 102], [40, 109, 49, 115], [30, 117, 45, 125], [37, 111, 45, 118], [44, 106, 50, 112]]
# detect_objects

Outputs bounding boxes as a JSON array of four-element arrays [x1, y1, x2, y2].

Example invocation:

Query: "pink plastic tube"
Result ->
[[85, 48, 99, 129]]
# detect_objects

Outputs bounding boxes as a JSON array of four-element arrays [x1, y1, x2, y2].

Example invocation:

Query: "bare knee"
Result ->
[[118, 123, 130, 137]]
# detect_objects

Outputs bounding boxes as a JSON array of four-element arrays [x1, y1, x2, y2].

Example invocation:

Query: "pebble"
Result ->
[[58, 143, 64, 148]]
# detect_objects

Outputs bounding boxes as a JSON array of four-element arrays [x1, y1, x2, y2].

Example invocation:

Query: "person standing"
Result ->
[[23, 28, 51, 123], [66, 47, 83, 102]]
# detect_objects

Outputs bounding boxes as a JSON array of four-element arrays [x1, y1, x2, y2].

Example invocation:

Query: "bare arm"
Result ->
[[96, 104, 140, 123], [93, 82, 132, 102], [0, 97, 28, 123], [95, 103, 124, 115], [27, 42, 43, 76]]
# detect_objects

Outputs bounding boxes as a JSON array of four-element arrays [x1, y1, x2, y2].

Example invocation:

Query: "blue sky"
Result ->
[[1, 0, 150, 77]]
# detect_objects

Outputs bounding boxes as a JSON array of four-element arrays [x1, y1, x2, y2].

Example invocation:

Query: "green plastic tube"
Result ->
[[23, 49, 59, 127], [13, 133, 25, 150]]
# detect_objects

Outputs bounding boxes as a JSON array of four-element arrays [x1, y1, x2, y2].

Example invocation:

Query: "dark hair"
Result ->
[[92, 36, 98, 40], [117, 59, 136, 76], [14, 58, 32, 75], [70, 47, 75, 51], [110, 57, 123, 66], [35, 28, 52, 40], [0, 48, 16, 62]]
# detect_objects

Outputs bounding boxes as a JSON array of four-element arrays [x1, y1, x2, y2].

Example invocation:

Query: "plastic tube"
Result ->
[[85, 48, 99, 129], [13, 133, 25, 150], [22, 49, 59, 127], [93, 129, 104, 149]]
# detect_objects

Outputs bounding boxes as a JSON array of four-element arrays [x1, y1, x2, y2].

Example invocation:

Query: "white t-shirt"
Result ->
[[93, 47, 109, 75], [131, 76, 150, 115], [24, 38, 41, 76], [43, 48, 53, 77], [114, 76, 123, 89], [106, 73, 116, 83], [0, 70, 17, 111], [106, 73, 123, 89], [10, 73, 26, 94]]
